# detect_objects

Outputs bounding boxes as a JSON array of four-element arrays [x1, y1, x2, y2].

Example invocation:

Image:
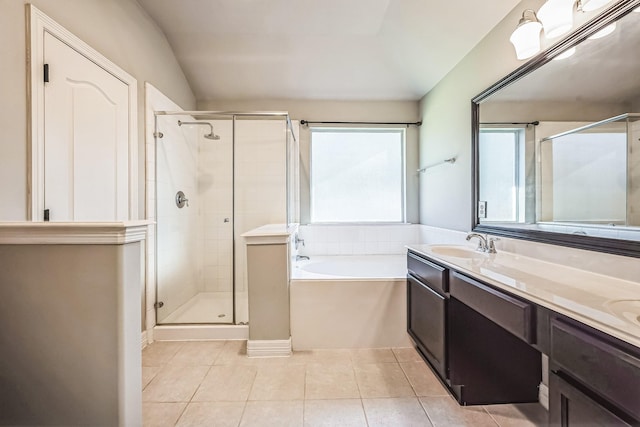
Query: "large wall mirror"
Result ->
[[472, 0, 640, 257]]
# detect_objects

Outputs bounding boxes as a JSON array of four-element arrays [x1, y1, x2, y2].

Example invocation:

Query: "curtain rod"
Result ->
[[300, 120, 422, 127], [480, 121, 539, 126]]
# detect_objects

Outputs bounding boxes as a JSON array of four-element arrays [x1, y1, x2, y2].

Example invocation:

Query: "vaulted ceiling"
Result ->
[[138, 0, 520, 101]]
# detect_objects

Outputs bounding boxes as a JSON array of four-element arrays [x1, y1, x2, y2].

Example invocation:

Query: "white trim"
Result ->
[[0, 221, 150, 244], [141, 331, 149, 350], [539, 382, 549, 410], [247, 338, 292, 358], [27, 5, 138, 221], [242, 224, 296, 245], [153, 325, 249, 341]]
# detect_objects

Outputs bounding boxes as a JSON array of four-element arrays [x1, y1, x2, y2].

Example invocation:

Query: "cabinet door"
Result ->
[[407, 275, 446, 378], [550, 373, 631, 426]]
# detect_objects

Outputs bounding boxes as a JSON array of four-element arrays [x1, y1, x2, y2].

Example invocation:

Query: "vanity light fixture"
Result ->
[[538, 0, 575, 38], [588, 22, 616, 39], [580, 0, 614, 12], [509, 9, 543, 60]]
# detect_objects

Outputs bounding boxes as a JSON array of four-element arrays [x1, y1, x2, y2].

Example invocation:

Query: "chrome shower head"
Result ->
[[178, 120, 220, 141]]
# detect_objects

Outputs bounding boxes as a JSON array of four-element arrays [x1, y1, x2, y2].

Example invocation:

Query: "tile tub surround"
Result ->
[[296, 224, 421, 256], [407, 243, 640, 349], [142, 340, 548, 426]]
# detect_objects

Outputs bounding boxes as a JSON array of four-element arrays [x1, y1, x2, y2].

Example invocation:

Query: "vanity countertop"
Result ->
[[406, 244, 640, 349]]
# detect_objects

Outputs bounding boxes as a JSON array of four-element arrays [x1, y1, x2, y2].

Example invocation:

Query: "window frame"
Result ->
[[478, 127, 526, 223], [309, 126, 407, 224]]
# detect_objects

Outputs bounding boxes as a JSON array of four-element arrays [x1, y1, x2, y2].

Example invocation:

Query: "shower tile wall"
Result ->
[[198, 120, 234, 294], [197, 119, 292, 324], [234, 120, 288, 320]]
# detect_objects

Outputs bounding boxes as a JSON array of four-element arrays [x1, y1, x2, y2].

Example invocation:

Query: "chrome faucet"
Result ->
[[296, 255, 310, 261], [466, 233, 499, 253], [294, 233, 305, 250]]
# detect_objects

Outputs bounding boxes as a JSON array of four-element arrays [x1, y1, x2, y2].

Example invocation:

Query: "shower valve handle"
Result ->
[[176, 191, 189, 208]]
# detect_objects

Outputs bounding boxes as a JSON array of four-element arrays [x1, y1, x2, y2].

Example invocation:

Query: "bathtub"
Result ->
[[290, 255, 412, 350]]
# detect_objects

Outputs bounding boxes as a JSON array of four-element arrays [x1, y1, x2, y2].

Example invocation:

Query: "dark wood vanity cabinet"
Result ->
[[548, 318, 640, 426], [406, 251, 448, 380], [406, 250, 640, 416], [448, 271, 541, 405], [406, 251, 541, 405]]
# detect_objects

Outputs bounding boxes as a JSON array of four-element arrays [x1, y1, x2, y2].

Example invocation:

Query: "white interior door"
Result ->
[[43, 32, 129, 222]]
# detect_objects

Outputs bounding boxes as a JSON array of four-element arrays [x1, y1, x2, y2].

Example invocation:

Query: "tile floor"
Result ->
[[142, 341, 548, 427]]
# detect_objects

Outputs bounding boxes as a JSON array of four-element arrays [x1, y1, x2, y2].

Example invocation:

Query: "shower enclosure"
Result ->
[[152, 111, 299, 326]]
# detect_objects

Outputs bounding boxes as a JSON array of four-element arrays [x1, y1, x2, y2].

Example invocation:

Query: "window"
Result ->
[[479, 128, 525, 222], [310, 128, 405, 223]]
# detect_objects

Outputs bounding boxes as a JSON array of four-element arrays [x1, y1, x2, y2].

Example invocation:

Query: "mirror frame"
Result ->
[[471, 0, 640, 258]]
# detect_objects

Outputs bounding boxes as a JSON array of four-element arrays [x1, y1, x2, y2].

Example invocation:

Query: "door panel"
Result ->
[[407, 275, 446, 378], [44, 32, 129, 221]]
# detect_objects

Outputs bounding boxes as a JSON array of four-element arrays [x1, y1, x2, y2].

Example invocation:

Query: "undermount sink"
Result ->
[[604, 299, 640, 326], [429, 245, 488, 259]]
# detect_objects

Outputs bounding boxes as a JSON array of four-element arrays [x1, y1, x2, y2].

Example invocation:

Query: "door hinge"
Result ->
[[44, 209, 50, 222], [43, 64, 49, 83], [154, 301, 164, 309]]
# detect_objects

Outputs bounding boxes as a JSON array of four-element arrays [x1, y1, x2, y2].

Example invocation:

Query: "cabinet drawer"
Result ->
[[550, 372, 631, 426], [450, 272, 535, 344], [407, 252, 447, 293], [551, 319, 640, 421]]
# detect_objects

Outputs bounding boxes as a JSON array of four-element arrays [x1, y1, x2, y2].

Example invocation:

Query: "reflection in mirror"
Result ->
[[474, 4, 640, 253]]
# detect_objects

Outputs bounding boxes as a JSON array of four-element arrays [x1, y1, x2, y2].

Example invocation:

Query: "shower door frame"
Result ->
[[153, 110, 297, 326]]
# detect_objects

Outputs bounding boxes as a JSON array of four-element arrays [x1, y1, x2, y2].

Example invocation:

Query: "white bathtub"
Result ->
[[290, 254, 411, 350]]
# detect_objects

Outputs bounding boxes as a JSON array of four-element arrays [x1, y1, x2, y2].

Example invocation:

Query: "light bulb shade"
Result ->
[[581, 0, 614, 11], [588, 22, 616, 39], [510, 13, 543, 60], [553, 46, 577, 60], [538, 0, 575, 38]]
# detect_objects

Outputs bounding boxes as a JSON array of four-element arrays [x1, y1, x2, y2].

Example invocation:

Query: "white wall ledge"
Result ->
[[0, 220, 151, 244], [242, 223, 297, 245]]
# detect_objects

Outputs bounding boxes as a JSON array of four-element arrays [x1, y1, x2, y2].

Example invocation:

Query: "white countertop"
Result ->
[[407, 244, 640, 349]]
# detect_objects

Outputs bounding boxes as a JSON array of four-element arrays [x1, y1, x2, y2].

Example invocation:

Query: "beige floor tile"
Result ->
[[292, 349, 352, 364], [215, 340, 248, 365], [169, 341, 226, 366], [192, 365, 257, 402], [305, 363, 360, 399], [354, 363, 415, 398], [143, 366, 161, 390], [176, 402, 246, 427], [142, 402, 187, 427], [350, 348, 397, 364], [304, 399, 367, 427], [363, 397, 433, 427], [142, 364, 210, 402], [400, 362, 449, 397], [248, 364, 306, 400], [420, 396, 499, 426], [239, 400, 303, 427], [392, 347, 424, 363], [484, 403, 549, 427], [143, 341, 184, 367]]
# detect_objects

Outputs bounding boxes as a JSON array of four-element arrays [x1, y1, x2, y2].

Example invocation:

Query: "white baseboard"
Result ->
[[153, 324, 249, 341], [247, 337, 292, 358], [141, 330, 148, 350], [539, 382, 549, 410]]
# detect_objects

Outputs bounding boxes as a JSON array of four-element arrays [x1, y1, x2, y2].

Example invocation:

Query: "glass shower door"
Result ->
[[155, 115, 235, 324]]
